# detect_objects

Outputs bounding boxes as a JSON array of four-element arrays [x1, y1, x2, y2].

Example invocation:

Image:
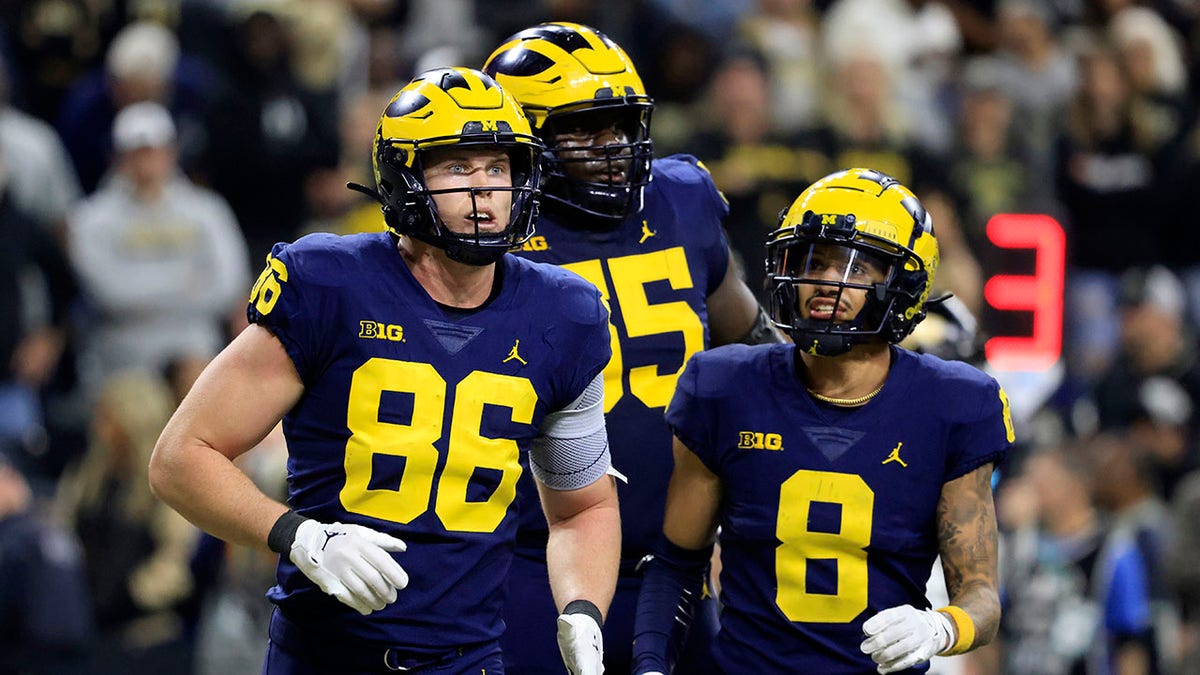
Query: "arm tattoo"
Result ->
[[936, 464, 1002, 647]]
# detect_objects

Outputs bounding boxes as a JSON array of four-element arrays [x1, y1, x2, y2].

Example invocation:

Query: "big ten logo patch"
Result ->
[[359, 321, 405, 342], [738, 431, 783, 451]]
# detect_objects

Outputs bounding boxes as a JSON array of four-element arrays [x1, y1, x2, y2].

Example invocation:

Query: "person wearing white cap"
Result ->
[[112, 100, 178, 153], [66, 101, 251, 405], [56, 20, 214, 192]]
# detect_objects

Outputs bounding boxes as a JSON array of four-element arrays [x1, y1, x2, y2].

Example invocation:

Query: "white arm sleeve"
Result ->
[[530, 372, 612, 491]]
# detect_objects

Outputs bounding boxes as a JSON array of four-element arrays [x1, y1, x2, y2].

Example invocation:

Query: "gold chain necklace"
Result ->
[[806, 382, 885, 407]]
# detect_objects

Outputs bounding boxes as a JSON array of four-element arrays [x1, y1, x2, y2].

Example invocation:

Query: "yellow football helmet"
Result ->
[[765, 168, 940, 355], [368, 67, 543, 265], [483, 22, 653, 223]]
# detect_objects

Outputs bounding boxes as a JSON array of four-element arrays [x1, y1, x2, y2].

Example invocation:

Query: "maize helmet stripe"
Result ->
[[484, 23, 648, 126], [378, 68, 536, 169], [508, 22, 628, 74]]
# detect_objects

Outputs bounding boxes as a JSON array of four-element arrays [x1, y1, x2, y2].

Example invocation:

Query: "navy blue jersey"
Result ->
[[511, 155, 731, 560], [246, 232, 610, 651], [666, 344, 1014, 674]]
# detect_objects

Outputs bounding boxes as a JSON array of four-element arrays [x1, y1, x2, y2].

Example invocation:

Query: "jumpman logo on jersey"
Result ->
[[503, 339, 527, 365], [882, 442, 908, 468], [639, 220, 656, 243]]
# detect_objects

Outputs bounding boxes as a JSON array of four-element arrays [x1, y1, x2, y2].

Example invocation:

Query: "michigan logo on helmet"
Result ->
[[765, 168, 940, 356], [483, 22, 654, 223], [364, 67, 543, 265]]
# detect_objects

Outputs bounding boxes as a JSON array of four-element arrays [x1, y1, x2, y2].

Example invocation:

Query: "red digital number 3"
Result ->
[[983, 214, 1066, 371]]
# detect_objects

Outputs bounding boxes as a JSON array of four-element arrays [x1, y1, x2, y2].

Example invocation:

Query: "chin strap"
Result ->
[[347, 181, 400, 235], [789, 329, 854, 357], [346, 181, 386, 205], [442, 240, 505, 266]]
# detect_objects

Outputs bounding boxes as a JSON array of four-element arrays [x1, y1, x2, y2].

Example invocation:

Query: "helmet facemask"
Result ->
[[483, 23, 655, 224], [767, 212, 929, 356], [360, 67, 546, 266], [376, 133, 542, 266], [539, 103, 653, 223]]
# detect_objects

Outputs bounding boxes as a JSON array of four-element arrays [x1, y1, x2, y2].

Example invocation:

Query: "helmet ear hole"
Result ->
[[381, 205, 397, 230], [896, 269, 928, 300], [380, 144, 405, 166]]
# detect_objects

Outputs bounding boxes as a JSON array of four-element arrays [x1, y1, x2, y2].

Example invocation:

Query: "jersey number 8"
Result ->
[[777, 470, 875, 623]]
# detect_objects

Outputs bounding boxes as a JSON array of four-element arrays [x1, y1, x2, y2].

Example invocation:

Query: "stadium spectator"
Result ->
[[67, 101, 249, 404], [56, 20, 215, 193], [0, 451, 92, 673], [202, 6, 339, 262], [1090, 265, 1200, 498], [0, 151, 77, 492], [56, 370, 200, 674], [0, 62, 83, 232], [999, 444, 1158, 675]]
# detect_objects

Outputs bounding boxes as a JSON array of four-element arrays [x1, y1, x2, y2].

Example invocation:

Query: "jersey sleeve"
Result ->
[[549, 273, 613, 412], [245, 238, 335, 383], [665, 352, 720, 473], [944, 375, 1015, 482], [675, 155, 733, 296], [677, 154, 731, 224]]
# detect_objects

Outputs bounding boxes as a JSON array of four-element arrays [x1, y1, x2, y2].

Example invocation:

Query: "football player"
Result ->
[[633, 168, 1012, 674], [149, 67, 619, 675], [483, 22, 780, 675]]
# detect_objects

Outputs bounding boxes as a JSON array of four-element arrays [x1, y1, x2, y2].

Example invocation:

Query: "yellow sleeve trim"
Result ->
[[937, 605, 976, 656]]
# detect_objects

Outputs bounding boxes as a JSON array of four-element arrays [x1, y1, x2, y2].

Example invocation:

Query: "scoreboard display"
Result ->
[[979, 214, 1067, 437], [982, 214, 1066, 373]]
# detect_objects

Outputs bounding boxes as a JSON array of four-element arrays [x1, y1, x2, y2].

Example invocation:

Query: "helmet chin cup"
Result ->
[[790, 329, 854, 357], [438, 232, 511, 266], [542, 174, 642, 224]]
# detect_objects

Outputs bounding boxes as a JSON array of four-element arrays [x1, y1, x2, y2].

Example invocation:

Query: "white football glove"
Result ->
[[557, 610, 604, 675], [860, 605, 954, 674], [290, 519, 409, 615]]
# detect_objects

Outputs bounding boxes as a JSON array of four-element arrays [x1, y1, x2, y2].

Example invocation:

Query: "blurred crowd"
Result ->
[[3, 0, 1200, 673]]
